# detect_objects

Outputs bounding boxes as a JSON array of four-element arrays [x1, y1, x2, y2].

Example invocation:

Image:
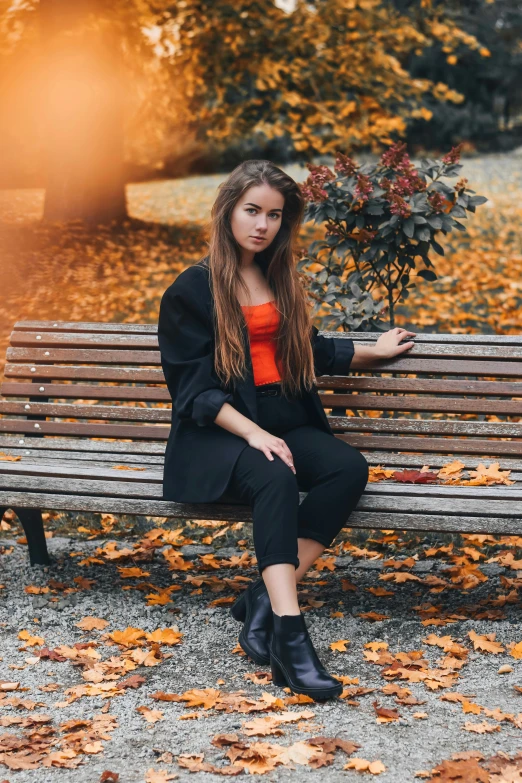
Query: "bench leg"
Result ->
[[12, 508, 51, 566]]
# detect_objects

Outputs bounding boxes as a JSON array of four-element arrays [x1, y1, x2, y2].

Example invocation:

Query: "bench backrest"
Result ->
[[1, 321, 522, 470]]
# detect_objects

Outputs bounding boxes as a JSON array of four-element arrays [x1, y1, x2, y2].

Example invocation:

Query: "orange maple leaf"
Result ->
[[330, 639, 350, 652]]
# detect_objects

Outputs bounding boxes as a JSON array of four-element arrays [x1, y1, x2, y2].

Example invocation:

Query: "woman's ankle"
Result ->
[[272, 609, 301, 617]]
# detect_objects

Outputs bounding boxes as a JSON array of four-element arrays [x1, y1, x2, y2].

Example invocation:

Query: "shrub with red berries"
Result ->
[[298, 142, 487, 331]]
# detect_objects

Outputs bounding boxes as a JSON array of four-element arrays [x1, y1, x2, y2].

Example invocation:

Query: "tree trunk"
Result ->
[[39, 0, 127, 225]]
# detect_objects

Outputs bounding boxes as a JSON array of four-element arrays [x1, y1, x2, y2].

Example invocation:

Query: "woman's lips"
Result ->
[[251, 237, 266, 242]]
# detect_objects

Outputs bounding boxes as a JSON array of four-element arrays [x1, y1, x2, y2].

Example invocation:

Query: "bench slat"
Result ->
[[343, 433, 522, 455], [364, 483, 522, 498], [2, 463, 520, 497], [4, 390, 522, 421], [342, 357, 522, 375], [1, 443, 522, 471], [0, 449, 163, 465], [2, 472, 521, 504], [336, 417, 522, 436], [2, 490, 519, 535], [360, 451, 522, 470], [0, 490, 519, 535], [1, 485, 519, 519], [2, 417, 521, 443], [12, 322, 522, 345], [10, 332, 159, 349], [357, 494, 521, 517], [0, 401, 171, 422], [0, 462, 162, 482], [0, 462, 519, 482], [0, 420, 170, 439], [5, 359, 522, 384], [4, 396, 520, 422], [1, 474, 161, 497], [4, 364, 164, 382], [6, 347, 522, 376], [0, 382, 171, 402], [4, 377, 522, 399], [325, 377, 522, 396], [13, 321, 158, 334], [350, 511, 519, 535], [321, 393, 522, 415], [6, 380, 522, 407], [0, 435, 165, 453], [10, 330, 522, 361], [7, 348, 161, 364]]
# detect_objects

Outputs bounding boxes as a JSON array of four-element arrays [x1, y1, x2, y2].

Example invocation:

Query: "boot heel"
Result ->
[[230, 593, 247, 622], [270, 656, 287, 687]]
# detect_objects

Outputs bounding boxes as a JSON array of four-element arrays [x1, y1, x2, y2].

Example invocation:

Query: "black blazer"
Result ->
[[157, 257, 355, 503]]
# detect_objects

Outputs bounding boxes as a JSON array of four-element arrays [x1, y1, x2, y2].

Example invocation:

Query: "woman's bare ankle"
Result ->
[[262, 563, 301, 618], [272, 607, 300, 617]]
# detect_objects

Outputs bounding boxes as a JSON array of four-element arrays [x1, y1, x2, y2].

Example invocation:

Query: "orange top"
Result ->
[[240, 300, 282, 386]]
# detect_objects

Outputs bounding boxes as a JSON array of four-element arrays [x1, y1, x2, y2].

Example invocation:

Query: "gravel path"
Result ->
[[1, 521, 521, 782]]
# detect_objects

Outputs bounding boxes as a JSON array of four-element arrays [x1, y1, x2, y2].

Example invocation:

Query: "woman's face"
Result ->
[[230, 183, 284, 256]]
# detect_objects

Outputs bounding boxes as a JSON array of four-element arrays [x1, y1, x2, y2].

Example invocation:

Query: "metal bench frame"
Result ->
[[1, 320, 521, 566]]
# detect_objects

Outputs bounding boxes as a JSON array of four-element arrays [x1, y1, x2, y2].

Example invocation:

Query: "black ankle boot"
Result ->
[[230, 578, 263, 622], [269, 611, 343, 700], [230, 578, 272, 666]]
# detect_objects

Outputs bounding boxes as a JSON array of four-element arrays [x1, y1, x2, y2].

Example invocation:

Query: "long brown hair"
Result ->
[[203, 159, 316, 399]]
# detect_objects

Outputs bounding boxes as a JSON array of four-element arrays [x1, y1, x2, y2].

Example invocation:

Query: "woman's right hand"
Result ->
[[245, 428, 296, 474]]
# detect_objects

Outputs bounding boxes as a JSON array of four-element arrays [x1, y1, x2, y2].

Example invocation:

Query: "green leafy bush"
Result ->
[[298, 142, 488, 331]]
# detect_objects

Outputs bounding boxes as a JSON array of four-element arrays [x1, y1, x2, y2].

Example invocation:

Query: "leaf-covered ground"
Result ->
[[1, 153, 522, 780], [1, 515, 522, 781]]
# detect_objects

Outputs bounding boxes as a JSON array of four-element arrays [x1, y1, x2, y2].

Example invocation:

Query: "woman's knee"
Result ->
[[248, 455, 299, 500], [338, 448, 369, 490], [265, 458, 299, 491], [230, 446, 297, 502]]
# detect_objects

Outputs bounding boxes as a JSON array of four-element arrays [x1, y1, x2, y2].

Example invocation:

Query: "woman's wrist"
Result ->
[[214, 402, 264, 441], [351, 343, 379, 369]]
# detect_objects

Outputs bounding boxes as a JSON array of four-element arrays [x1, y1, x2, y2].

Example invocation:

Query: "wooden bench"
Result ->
[[0, 320, 520, 566]]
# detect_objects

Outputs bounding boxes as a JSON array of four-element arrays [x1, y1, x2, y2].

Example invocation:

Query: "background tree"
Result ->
[[0, 0, 489, 224], [397, 0, 522, 151], [0, 0, 168, 223], [166, 0, 487, 161]]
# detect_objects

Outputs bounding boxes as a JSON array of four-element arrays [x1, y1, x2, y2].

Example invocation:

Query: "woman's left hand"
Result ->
[[373, 327, 417, 359]]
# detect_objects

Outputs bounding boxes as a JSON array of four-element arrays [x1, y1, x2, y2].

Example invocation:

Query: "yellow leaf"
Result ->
[[137, 706, 164, 723], [509, 641, 522, 660], [330, 639, 350, 652], [75, 617, 108, 631], [117, 566, 150, 579], [18, 629, 44, 647], [146, 628, 183, 646]]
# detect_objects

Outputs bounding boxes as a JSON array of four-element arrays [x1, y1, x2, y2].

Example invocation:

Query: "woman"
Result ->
[[158, 159, 416, 700]]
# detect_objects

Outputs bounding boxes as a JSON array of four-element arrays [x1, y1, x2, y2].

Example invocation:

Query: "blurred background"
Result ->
[[1, 0, 522, 374]]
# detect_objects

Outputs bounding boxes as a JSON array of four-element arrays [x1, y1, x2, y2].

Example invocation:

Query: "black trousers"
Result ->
[[217, 383, 369, 575]]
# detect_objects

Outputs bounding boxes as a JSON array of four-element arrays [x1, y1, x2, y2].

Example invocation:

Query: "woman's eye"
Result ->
[[245, 208, 280, 219]]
